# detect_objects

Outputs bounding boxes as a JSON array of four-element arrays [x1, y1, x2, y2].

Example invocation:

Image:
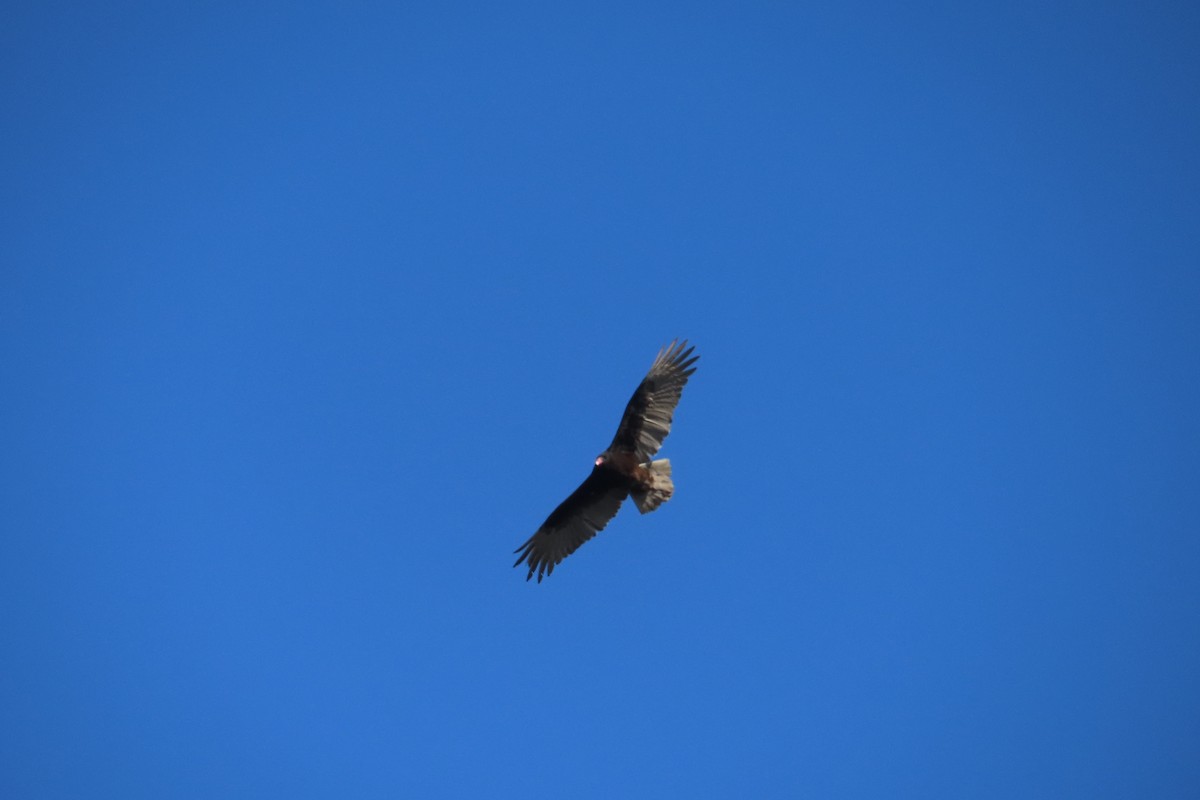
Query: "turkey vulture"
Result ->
[[513, 340, 699, 582]]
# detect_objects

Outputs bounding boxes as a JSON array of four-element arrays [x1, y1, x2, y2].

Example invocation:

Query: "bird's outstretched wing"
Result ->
[[513, 468, 629, 582], [608, 339, 699, 460]]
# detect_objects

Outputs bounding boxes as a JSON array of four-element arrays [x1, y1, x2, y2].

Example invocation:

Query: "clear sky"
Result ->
[[3, 2, 1198, 798]]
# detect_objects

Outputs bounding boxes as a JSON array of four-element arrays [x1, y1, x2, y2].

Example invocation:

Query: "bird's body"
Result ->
[[513, 340, 698, 582]]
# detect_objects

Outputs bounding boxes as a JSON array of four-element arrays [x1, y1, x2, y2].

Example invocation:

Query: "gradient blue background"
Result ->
[[3, 2, 1199, 797]]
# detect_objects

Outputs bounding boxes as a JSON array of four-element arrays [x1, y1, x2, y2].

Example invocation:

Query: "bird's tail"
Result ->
[[632, 459, 674, 514]]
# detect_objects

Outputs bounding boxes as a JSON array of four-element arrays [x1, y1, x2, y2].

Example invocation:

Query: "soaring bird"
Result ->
[[513, 340, 698, 582]]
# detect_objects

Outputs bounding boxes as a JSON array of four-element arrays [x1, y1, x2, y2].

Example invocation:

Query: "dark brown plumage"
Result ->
[[513, 340, 698, 582]]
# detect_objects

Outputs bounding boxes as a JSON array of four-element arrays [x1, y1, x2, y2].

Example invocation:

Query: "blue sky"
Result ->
[[3, 2, 1198, 797]]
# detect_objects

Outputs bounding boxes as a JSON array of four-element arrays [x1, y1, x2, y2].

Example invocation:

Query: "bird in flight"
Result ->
[[513, 340, 699, 582]]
